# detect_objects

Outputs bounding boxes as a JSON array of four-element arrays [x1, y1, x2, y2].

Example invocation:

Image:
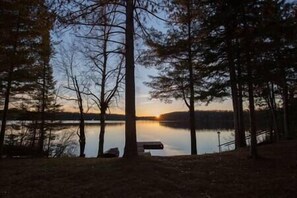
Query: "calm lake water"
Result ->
[[59, 121, 235, 157]]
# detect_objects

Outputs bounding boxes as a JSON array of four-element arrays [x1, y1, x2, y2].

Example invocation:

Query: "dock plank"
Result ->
[[137, 141, 164, 150]]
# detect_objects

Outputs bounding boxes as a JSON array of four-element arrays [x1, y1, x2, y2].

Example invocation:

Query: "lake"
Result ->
[[57, 121, 235, 157]]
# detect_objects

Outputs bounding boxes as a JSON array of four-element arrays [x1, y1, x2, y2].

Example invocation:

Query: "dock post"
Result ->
[[217, 131, 221, 153]]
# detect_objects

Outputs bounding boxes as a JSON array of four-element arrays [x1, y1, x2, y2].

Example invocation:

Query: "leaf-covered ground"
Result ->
[[0, 140, 296, 198]]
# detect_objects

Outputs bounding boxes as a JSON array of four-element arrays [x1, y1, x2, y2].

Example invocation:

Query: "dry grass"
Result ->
[[1, 140, 297, 198]]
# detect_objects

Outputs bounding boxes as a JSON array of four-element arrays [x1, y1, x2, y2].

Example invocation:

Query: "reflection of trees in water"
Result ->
[[51, 130, 77, 157], [159, 121, 234, 130], [3, 122, 77, 157]]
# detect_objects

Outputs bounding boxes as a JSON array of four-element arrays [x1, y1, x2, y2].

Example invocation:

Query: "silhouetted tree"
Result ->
[[143, 0, 216, 155], [0, 0, 54, 157], [200, 0, 247, 148], [77, 6, 125, 157], [59, 44, 88, 157], [55, 0, 164, 158]]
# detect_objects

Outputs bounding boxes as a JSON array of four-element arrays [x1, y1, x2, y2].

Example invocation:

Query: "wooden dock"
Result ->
[[137, 141, 164, 154]]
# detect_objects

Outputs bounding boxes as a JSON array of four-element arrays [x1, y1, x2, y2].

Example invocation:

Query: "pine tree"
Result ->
[[143, 0, 200, 155], [0, 0, 52, 156], [200, 0, 269, 149]]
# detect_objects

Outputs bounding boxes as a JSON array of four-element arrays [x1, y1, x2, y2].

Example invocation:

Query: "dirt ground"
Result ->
[[0, 140, 296, 198]]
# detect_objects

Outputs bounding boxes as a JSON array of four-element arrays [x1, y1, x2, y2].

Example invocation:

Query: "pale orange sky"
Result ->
[[62, 94, 233, 117]]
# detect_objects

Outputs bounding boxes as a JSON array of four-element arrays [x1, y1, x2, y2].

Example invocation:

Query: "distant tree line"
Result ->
[[159, 110, 289, 131]]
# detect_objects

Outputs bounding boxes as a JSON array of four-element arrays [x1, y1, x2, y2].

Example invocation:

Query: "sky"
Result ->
[[53, 1, 297, 116], [54, 57, 233, 117], [52, 5, 236, 117], [132, 66, 233, 116], [54, 49, 233, 116]]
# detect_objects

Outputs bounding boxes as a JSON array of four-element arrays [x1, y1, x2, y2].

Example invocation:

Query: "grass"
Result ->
[[0, 140, 297, 198]]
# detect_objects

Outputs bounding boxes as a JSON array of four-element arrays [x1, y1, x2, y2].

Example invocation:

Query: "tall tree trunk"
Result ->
[[247, 65, 257, 158], [97, 24, 108, 157], [237, 57, 246, 147], [74, 76, 86, 158], [123, 0, 138, 158], [38, 63, 46, 155], [226, 31, 240, 149], [0, 67, 13, 157], [0, 14, 20, 157], [187, 1, 197, 155], [79, 102, 85, 157], [189, 104, 197, 155]]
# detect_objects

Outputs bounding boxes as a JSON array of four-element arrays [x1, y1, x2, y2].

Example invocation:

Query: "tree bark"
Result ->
[[226, 30, 240, 149], [187, 1, 197, 155], [78, 97, 85, 157], [98, 108, 106, 157], [123, 0, 138, 158]]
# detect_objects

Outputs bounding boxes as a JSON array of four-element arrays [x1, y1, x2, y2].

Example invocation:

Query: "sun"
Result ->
[[155, 114, 161, 119]]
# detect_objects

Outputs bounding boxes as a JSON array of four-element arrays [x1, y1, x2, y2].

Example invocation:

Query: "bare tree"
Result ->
[[78, 6, 125, 157], [58, 44, 90, 157]]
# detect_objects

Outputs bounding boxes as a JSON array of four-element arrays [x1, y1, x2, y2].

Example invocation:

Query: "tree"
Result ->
[[58, 44, 89, 157], [0, 0, 54, 156], [55, 0, 164, 158], [36, 5, 57, 154], [79, 18, 125, 157], [199, 0, 247, 149], [143, 0, 219, 155]]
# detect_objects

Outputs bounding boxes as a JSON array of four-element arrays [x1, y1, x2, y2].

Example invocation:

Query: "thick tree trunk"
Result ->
[[186, 1, 197, 155], [123, 0, 138, 158], [98, 109, 106, 157], [189, 105, 197, 155], [79, 110, 85, 157], [226, 33, 241, 149]]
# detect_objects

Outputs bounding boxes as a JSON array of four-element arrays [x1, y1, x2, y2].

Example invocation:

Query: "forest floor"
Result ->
[[0, 140, 297, 198]]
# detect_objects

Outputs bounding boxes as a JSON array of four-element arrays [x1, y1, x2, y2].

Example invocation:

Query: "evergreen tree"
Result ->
[[0, 0, 54, 156], [200, 0, 247, 149], [143, 0, 227, 155]]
